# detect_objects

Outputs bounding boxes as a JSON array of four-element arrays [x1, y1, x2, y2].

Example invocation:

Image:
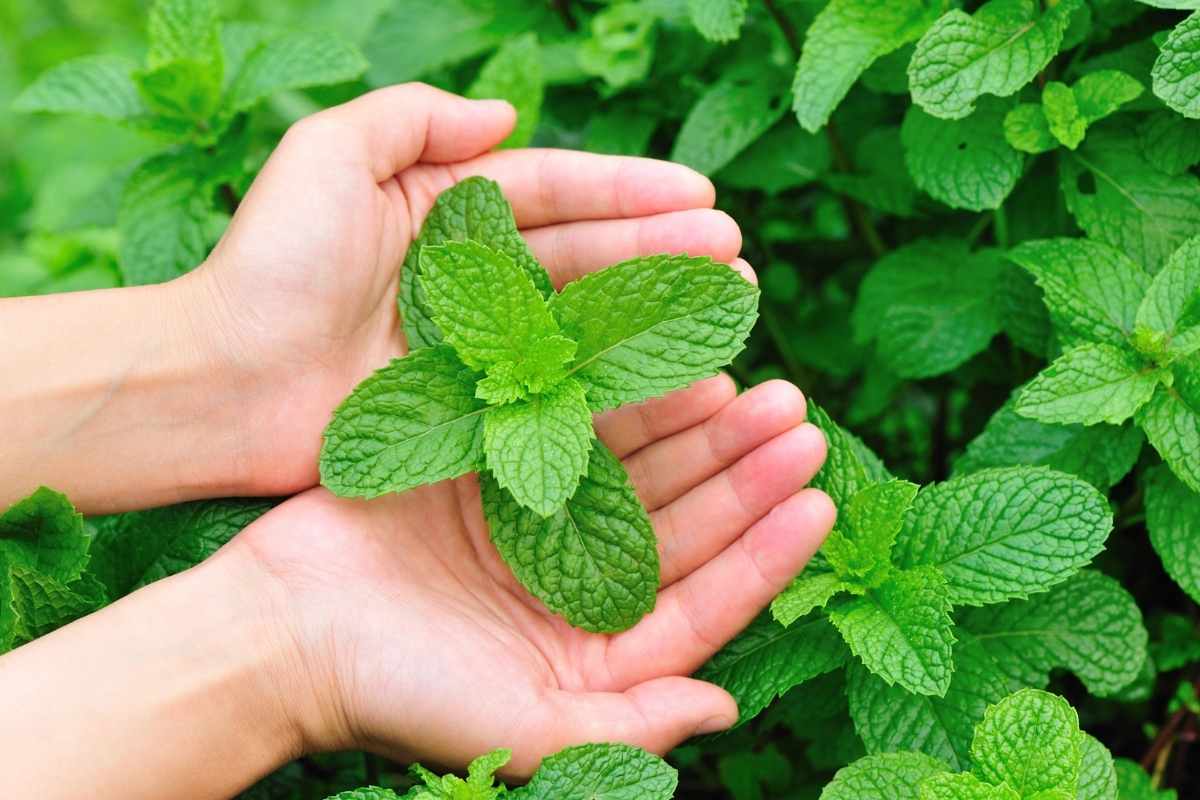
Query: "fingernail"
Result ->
[[694, 715, 734, 735]]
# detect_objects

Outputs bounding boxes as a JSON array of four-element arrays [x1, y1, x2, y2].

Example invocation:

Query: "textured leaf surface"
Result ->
[[146, 0, 221, 69], [1137, 236, 1200, 354], [0, 487, 88, 583], [118, 152, 215, 285], [894, 467, 1112, 606], [1152, 11, 1200, 118], [13, 56, 147, 120], [513, 743, 677, 800], [399, 177, 551, 351], [807, 403, 892, 509], [319, 346, 487, 498], [1137, 363, 1200, 492], [325, 788, 402, 800], [818, 752, 949, 800], [970, 689, 1083, 797], [482, 442, 657, 633], [225, 31, 366, 112], [829, 566, 956, 696], [1075, 734, 1118, 800], [792, 0, 941, 133], [671, 68, 789, 175], [404, 748, 508, 799], [1139, 111, 1200, 175], [467, 33, 543, 149], [687, 0, 747, 43], [822, 480, 920, 587], [919, 773, 1019, 800], [10, 568, 106, 645], [1114, 759, 1179, 800], [902, 99, 1024, 211], [1016, 344, 1163, 426], [772, 571, 849, 627], [1005, 103, 1057, 154], [1144, 465, 1200, 604], [909, 0, 1081, 119], [550, 255, 759, 412]]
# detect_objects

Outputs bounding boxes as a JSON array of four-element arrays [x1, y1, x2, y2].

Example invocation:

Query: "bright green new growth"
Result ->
[[1004, 71, 1144, 154], [321, 178, 759, 631]]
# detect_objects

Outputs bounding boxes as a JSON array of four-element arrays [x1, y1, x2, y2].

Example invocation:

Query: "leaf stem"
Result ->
[[762, 0, 801, 59]]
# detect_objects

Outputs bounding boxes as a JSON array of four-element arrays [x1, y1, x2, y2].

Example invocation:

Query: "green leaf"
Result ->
[[13, 56, 148, 121], [118, 152, 215, 285], [919, 773, 1019, 800], [550, 255, 759, 412], [483, 379, 594, 516], [1004, 103, 1057, 154], [823, 480, 920, 587], [1072, 69, 1144, 124], [1144, 464, 1200, 604], [1152, 11, 1200, 118], [481, 441, 657, 633], [467, 33, 544, 149], [87, 498, 274, 597], [717, 123, 832, 195], [577, 3, 657, 90], [1137, 362, 1200, 492], [772, 571, 850, 627], [399, 177, 551, 351], [0, 487, 88, 583], [829, 566, 956, 696], [325, 789, 402, 800], [134, 59, 223, 124], [1139, 111, 1200, 175], [959, 571, 1148, 697], [954, 397, 1143, 491], [909, 0, 1082, 120], [1075, 734, 1118, 800], [146, 0, 222, 70], [792, 0, 942, 133], [894, 467, 1112, 606], [901, 99, 1024, 211], [1114, 759, 1179, 800], [1016, 343, 1163, 426], [512, 743, 677, 800], [824, 127, 921, 217], [403, 747, 509, 799], [687, 0, 747, 43], [224, 31, 367, 114], [319, 346, 487, 499], [970, 690, 1083, 797], [818, 752, 950, 800], [807, 403, 892, 509], [1007, 238, 1150, 349], [1137, 235, 1200, 356], [671, 68, 790, 175], [10, 568, 106, 646], [695, 612, 848, 726], [1043, 81, 1088, 150]]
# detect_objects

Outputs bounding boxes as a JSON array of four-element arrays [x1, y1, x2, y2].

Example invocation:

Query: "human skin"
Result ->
[[0, 84, 834, 798]]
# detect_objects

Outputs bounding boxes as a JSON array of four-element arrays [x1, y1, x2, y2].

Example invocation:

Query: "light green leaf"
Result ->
[[482, 442, 657, 633], [1044, 81, 1088, 150], [467, 33, 543, 149], [772, 572, 850, 627], [894, 467, 1112, 606], [319, 346, 487, 499], [225, 31, 367, 113], [696, 612, 849, 726], [909, 0, 1082, 119], [824, 127, 921, 217], [146, 0, 222, 69], [0, 487, 88, 583], [1137, 236, 1200, 356], [1138, 361, 1200, 492], [902, 99, 1024, 211], [117, 152, 216, 285], [829, 566, 956, 696], [823, 480, 920, 587], [550, 255, 759, 412], [1072, 69, 1144, 123], [970, 689, 1084, 797], [1004, 103, 1057, 154], [687, 0, 747, 42], [1113, 759, 1179, 800], [577, 3, 658, 90], [1075, 734, 1118, 800], [920, 773, 1019, 800], [399, 177, 551, 351], [13, 56, 148, 121], [1007, 237, 1150, 348], [717, 123, 832, 195], [792, 0, 943, 133], [671, 68, 790, 175], [1016, 343, 1164, 426], [1144, 464, 1200, 604], [959, 571, 1149, 697], [403, 747, 509, 799], [10, 568, 106, 646], [513, 743, 677, 800], [807, 402, 893, 510], [1152, 11, 1200, 118], [818, 752, 950, 800], [325, 789, 402, 800]]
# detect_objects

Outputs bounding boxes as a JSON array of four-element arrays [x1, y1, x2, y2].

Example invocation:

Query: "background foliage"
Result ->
[[3, 0, 1200, 797]]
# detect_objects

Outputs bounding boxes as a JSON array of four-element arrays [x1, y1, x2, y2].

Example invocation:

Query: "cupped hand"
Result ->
[[231, 375, 833, 775], [187, 83, 749, 497]]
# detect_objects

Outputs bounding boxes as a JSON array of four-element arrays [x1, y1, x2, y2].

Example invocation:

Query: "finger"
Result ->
[[509, 677, 736, 775], [604, 489, 836, 688], [401, 149, 715, 229], [521, 209, 744, 288], [651, 422, 828, 585], [622, 380, 809, 512], [594, 374, 737, 459], [282, 83, 516, 180]]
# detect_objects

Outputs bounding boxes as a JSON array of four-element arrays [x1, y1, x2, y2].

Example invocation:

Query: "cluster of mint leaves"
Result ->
[[318, 177, 759, 633]]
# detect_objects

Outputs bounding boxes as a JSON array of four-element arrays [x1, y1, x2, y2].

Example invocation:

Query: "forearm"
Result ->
[[0, 277, 252, 512], [0, 546, 302, 799]]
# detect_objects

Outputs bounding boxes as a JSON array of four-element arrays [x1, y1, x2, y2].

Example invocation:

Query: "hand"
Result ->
[[232, 376, 833, 774], [188, 83, 749, 497]]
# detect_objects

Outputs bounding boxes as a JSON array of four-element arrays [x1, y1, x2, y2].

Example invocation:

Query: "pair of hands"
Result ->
[[120, 85, 836, 777]]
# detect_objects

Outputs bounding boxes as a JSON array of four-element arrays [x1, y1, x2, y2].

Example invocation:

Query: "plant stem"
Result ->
[[762, 0, 801, 59], [825, 122, 888, 258]]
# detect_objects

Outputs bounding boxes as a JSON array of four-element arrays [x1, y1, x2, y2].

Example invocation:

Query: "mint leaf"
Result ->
[[118, 151, 216, 285], [824, 127, 920, 217], [577, 4, 657, 90], [772, 572, 850, 627], [919, 773, 1019, 800], [549, 255, 759, 412], [513, 743, 677, 800], [1008, 237, 1150, 349], [87, 498, 273, 597], [326, 789, 402, 800], [319, 346, 487, 499], [959, 571, 1148, 697], [467, 33, 544, 149], [1037, 71, 1143, 151], [893, 467, 1112, 606], [909, 0, 1081, 120], [1016, 343, 1163, 426], [1139, 112, 1200, 175], [819, 752, 949, 800], [1005, 103, 1058, 154], [671, 68, 790, 175], [483, 379, 594, 516], [1137, 362, 1200, 492], [10, 568, 106, 646], [146, 0, 222, 70], [1144, 465, 1200, 604], [13, 56, 148, 121], [902, 99, 1024, 211], [399, 177, 551, 351], [687, 0, 747, 43], [1076, 734, 1118, 800], [1137, 235, 1200, 356], [792, 0, 940, 133], [829, 566, 956, 696], [717, 123, 832, 195], [970, 689, 1084, 797], [808, 402, 893, 509], [481, 441, 657, 633], [696, 612, 848, 726], [224, 31, 367, 114], [0, 487, 88, 583], [1114, 759, 1179, 800], [823, 480, 920, 587], [1152, 11, 1200, 118], [404, 748, 509, 799]]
